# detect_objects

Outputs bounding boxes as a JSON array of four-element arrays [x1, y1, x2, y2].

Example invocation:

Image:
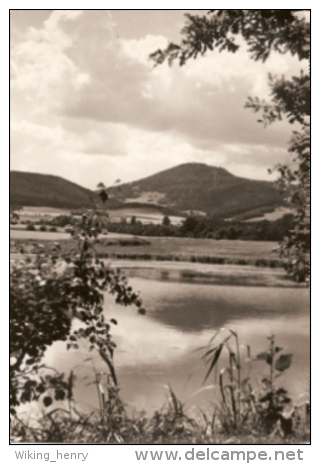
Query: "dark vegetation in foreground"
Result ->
[[10, 402, 309, 444], [10, 331, 309, 444]]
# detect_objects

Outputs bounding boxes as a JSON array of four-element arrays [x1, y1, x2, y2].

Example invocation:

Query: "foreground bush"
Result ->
[[10, 192, 145, 418]]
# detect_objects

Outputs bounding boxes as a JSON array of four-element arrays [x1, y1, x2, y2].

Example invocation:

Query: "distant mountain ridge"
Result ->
[[10, 164, 284, 218], [108, 163, 284, 218], [10, 171, 96, 209]]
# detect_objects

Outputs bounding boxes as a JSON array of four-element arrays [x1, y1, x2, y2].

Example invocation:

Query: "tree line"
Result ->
[[107, 214, 295, 242]]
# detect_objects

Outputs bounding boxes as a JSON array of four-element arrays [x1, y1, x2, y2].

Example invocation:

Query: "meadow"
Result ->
[[16, 205, 184, 225], [107, 207, 183, 225], [10, 227, 282, 267]]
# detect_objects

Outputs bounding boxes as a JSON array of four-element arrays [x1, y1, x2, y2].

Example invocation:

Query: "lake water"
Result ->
[[43, 263, 310, 417]]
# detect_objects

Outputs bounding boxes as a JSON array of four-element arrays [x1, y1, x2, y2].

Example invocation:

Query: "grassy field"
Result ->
[[246, 206, 292, 222], [15, 206, 72, 223], [22, 206, 72, 214], [94, 237, 283, 269], [10, 228, 277, 257], [10, 228, 283, 268], [133, 237, 277, 259], [10, 229, 71, 241], [108, 207, 183, 225], [14, 205, 184, 225]]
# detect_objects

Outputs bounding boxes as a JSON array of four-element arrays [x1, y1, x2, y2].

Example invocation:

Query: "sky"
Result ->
[[10, 10, 309, 189]]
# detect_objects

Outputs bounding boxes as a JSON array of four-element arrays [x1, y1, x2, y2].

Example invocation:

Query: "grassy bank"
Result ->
[[10, 330, 310, 444], [10, 328, 310, 445], [10, 406, 308, 444]]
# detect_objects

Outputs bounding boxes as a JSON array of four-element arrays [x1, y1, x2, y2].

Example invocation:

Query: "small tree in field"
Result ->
[[162, 215, 171, 226], [150, 10, 310, 281]]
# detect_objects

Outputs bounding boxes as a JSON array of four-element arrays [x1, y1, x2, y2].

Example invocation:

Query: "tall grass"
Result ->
[[197, 330, 308, 438], [10, 333, 308, 444]]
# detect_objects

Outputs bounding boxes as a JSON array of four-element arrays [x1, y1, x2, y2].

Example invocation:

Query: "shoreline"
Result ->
[[110, 260, 305, 288], [10, 252, 305, 288]]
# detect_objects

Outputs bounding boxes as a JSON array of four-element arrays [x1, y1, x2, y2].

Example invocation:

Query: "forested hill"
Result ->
[[10, 164, 284, 218], [10, 171, 95, 209], [108, 163, 284, 218]]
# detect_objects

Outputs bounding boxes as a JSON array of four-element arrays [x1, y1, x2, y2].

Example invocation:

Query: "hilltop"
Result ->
[[108, 163, 284, 218]]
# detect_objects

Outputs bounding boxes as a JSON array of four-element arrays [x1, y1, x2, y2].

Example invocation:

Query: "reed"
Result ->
[[10, 333, 308, 444]]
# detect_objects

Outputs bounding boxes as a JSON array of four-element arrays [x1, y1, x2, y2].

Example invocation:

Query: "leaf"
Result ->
[[201, 346, 218, 360], [43, 396, 53, 407], [261, 377, 271, 387], [256, 351, 272, 365], [275, 354, 293, 372], [256, 351, 269, 360], [54, 389, 65, 401], [204, 343, 224, 383], [241, 377, 250, 388], [276, 387, 288, 395], [260, 392, 272, 403], [280, 397, 291, 404], [228, 329, 237, 338], [36, 383, 46, 394]]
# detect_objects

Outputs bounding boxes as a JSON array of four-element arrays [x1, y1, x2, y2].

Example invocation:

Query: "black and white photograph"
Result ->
[[10, 9, 310, 446]]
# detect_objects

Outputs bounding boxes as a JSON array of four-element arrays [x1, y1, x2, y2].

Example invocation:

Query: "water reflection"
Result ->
[[124, 277, 305, 333], [43, 267, 309, 414], [108, 278, 309, 410]]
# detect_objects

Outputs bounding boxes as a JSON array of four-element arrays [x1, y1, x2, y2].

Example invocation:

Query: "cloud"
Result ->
[[11, 10, 90, 114], [11, 116, 226, 188], [11, 10, 307, 188], [60, 28, 304, 149], [11, 118, 128, 161]]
